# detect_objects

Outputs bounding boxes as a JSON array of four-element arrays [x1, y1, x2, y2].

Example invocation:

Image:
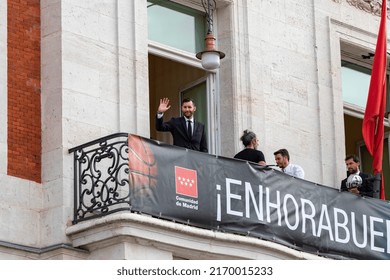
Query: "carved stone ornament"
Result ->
[[332, 0, 390, 18]]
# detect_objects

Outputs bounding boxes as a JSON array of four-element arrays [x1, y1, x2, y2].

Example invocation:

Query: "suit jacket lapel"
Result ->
[[192, 121, 198, 138]]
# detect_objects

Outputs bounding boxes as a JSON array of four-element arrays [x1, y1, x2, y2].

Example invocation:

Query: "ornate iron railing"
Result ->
[[69, 133, 130, 224]]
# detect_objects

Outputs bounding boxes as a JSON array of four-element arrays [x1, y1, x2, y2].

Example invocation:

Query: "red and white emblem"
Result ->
[[175, 166, 198, 198]]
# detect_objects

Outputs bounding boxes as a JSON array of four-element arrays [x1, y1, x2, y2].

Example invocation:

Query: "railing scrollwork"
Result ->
[[69, 133, 130, 224]]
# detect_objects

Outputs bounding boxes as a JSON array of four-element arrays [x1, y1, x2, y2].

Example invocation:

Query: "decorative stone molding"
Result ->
[[332, 0, 390, 18]]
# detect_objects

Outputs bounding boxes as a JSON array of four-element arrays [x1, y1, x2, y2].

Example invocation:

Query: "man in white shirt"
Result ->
[[273, 148, 305, 179]]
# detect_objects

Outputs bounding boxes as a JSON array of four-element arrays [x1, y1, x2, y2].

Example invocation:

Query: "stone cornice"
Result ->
[[66, 212, 326, 260], [333, 0, 390, 18]]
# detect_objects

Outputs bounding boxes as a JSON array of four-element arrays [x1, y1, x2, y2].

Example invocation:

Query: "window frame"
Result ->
[[341, 50, 390, 130], [147, 0, 208, 71], [147, 0, 221, 154], [180, 77, 210, 150], [341, 45, 390, 199]]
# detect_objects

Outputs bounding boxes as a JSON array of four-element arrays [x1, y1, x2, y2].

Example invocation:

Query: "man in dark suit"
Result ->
[[155, 97, 208, 153], [340, 154, 373, 197]]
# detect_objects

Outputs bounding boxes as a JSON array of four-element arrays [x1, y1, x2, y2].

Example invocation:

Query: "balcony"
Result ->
[[67, 133, 390, 260], [68, 133, 131, 224]]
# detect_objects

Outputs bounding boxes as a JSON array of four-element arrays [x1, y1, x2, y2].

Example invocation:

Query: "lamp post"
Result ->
[[196, 0, 225, 70]]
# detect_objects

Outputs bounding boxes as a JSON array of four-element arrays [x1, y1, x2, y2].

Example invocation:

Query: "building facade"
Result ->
[[0, 0, 389, 259]]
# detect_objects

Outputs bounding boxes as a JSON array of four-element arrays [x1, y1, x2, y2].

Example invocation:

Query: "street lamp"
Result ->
[[196, 0, 225, 70]]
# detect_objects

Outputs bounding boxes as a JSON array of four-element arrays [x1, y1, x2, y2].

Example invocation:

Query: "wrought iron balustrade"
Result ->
[[69, 133, 130, 224]]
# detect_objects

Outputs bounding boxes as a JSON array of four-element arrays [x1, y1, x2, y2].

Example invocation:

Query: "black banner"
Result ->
[[128, 134, 390, 259]]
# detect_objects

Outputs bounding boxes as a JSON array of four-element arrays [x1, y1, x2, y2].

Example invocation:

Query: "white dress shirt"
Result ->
[[282, 163, 305, 179], [184, 117, 194, 134]]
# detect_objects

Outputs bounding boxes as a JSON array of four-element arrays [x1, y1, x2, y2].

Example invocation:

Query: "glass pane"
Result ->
[[360, 144, 372, 174], [383, 138, 390, 200], [181, 82, 208, 140], [342, 60, 390, 113], [360, 138, 390, 200], [341, 61, 371, 108], [147, 0, 205, 53]]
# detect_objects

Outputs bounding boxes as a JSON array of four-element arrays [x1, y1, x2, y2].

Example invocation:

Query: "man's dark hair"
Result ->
[[274, 148, 290, 161], [345, 154, 360, 163], [182, 98, 195, 106], [240, 129, 257, 146]]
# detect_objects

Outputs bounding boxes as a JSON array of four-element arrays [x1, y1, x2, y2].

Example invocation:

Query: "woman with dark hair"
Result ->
[[234, 130, 266, 165]]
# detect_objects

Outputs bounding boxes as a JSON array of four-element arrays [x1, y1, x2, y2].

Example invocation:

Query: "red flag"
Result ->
[[362, 0, 387, 200]]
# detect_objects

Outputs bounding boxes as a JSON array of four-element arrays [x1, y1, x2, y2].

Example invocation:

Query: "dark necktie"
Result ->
[[187, 120, 192, 138]]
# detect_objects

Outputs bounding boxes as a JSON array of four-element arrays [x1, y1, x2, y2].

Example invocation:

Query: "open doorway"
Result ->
[[148, 54, 206, 147], [341, 41, 390, 199], [343, 113, 390, 199]]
